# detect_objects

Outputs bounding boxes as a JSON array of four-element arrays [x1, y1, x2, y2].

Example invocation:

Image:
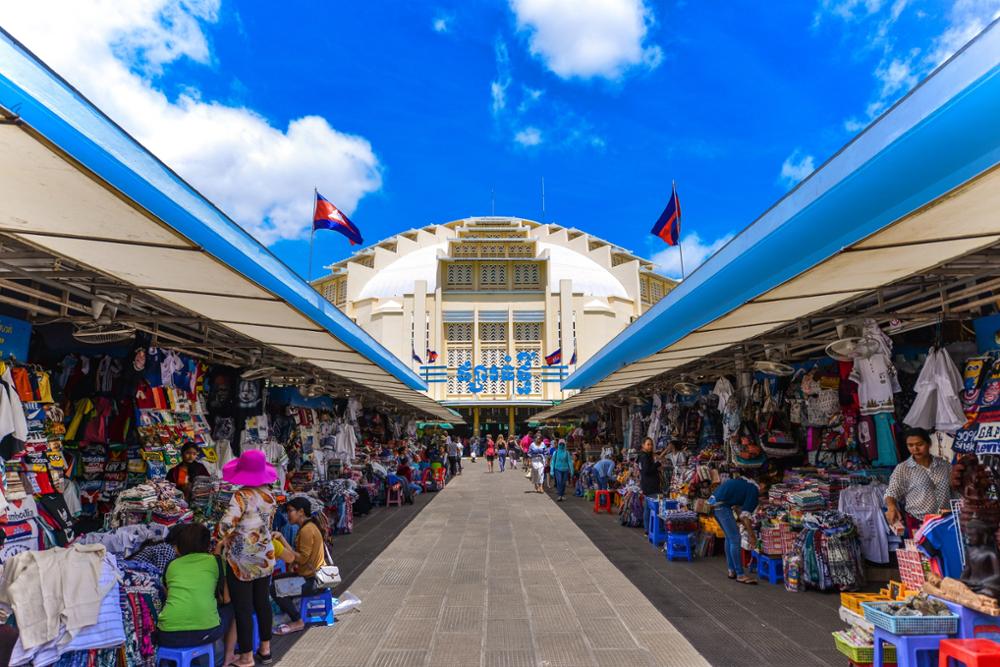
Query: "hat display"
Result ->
[[222, 449, 277, 487]]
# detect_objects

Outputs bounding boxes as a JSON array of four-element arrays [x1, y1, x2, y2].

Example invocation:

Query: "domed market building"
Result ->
[[312, 216, 675, 436]]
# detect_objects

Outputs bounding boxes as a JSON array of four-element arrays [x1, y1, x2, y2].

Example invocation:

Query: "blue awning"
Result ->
[[0, 28, 459, 422], [533, 23, 1000, 421]]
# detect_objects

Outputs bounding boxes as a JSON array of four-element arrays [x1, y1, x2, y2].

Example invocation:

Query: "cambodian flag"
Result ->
[[313, 192, 363, 245], [570, 349, 577, 365], [426, 349, 439, 363], [545, 349, 562, 366], [650, 184, 681, 246]]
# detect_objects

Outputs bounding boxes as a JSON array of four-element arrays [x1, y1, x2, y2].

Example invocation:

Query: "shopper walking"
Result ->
[[528, 438, 547, 493], [521, 431, 534, 473], [497, 435, 508, 471], [271, 497, 331, 636], [485, 435, 496, 472], [215, 450, 278, 666], [446, 436, 460, 478], [550, 440, 573, 501], [709, 472, 761, 585]]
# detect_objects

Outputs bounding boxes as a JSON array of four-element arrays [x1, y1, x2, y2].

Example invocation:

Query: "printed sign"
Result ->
[[0, 315, 31, 362], [952, 423, 1000, 454]]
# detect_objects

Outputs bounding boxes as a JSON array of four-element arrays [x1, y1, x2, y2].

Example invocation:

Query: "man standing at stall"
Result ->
[[884, 427, 952, 537]]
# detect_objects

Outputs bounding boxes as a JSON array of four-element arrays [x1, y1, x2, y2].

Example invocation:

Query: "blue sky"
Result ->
[[3, 0, 998, 279]]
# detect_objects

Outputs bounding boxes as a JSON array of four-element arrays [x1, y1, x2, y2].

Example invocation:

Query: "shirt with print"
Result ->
[[885, 456, 952, 520], [215, 487, 277, 581]]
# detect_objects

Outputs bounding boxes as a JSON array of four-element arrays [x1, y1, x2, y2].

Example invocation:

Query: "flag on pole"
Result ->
[[570, 349, 577, 365], [650, 183, 681, 246], [313, 192, 363, 245], [545, 349, 562, 366], [412, 347, 423, 364], [426, 349, 439, 363]]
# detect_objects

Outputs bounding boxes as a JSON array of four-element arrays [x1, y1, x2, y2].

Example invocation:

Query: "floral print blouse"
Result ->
[[215, 486, 277, 581]]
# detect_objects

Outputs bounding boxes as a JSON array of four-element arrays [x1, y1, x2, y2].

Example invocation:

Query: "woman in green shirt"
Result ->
[[156, 523, 224, 649]]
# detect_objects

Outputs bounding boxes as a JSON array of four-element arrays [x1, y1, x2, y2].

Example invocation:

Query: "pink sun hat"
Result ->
[[222, 449, 277, 487]]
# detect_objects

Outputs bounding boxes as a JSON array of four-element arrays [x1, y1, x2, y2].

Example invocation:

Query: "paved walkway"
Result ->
[[275, 465, 709, 667]]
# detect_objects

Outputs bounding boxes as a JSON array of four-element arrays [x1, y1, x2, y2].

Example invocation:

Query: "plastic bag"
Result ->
[[333, 591, 362, 614]]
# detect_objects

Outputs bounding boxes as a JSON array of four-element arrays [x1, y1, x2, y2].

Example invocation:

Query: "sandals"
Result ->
[[256, 651, 273, 665], [727, 571, 737, 580], [736, 576, 758, 585], [274, 622, 305, 637]]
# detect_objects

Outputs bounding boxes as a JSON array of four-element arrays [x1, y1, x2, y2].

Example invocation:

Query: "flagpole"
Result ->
[[308, 188, 316, 282], [674, 180, 686, 280]]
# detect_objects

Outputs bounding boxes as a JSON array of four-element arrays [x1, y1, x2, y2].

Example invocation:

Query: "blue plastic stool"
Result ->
[[251, 613, 260, 652], [300, 589, 336, 626], [648, 513, 668, 547], [873, 628, 949, 667], [934, 596, 1000, 639], [665, 532, 695, 562], [156, 644, 214, 667], [643, 497, 659, 533], [756, 553, 783, 584]]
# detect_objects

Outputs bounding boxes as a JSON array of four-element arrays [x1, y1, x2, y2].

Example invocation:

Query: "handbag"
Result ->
[[314, 542, 341, 589]]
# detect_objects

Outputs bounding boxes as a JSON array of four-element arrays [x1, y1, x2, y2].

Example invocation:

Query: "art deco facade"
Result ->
[[312, 217, 674, 434]]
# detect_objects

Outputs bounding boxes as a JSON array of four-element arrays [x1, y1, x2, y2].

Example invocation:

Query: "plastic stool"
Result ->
[[643, 497, 659, 533], [156, 644, 214, 667], [665, 532, 695, 562], [593, 490, 613, 514], [251, 613, 260, 652], [756, 552, 784, 584], [648, 513, 668, 547], [874, 628, 949, 667], [938, 638, 1000, 666], [300, 589, 336, 626], [386, 483, 403, 507], [934, 598, 1000, 640]]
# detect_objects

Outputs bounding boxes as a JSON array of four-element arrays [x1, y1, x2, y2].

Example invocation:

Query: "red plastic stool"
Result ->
[[939, 638, 1000, 666], [594, 490, 613, 513], [386, 483, 403, 507]]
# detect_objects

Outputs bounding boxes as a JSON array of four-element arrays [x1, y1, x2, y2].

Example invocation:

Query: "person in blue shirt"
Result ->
[[549, 440, 573, 501], [710, 473, 761, 585], [592, 455, 615, 490]]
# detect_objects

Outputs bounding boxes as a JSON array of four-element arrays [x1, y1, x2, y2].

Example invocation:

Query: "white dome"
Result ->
[[357, 243, 445, 299], [539, 242, 628, 298]]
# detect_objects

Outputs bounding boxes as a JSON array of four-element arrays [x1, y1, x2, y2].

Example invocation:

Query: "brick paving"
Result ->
[[274, 465, 709, 667]]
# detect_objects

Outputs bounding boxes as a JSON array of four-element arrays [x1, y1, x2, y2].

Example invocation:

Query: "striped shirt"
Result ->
[[885, 456, 951, 520]]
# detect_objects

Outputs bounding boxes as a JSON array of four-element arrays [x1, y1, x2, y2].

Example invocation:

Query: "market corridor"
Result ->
[[275, 466, 709, 667]]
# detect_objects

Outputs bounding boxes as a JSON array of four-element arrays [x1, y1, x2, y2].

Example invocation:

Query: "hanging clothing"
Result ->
[[838, 482, 891, 564], [872, 413, 899, 467], [850, 354, 901, 416], [904, 347, 966, 433]]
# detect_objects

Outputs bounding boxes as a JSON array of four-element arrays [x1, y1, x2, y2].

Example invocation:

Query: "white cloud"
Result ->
[[514, 126, 543, 146], [432, 14, 451, 33], [779, 150, 816, 188], [651, 231, 735, 280], [814, 0, 886, 24], [0, 0, 382, 246], [843, 117, 868, 132], [509, 0, 663, 80], [925, 0, 1000, 66], [818, 0, 1000, 131], [491, 38, 511, 116]]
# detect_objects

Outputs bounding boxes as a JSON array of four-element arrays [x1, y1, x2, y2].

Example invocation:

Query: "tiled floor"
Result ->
[[548, 485, 852, 667], [274, 465, 710, 667]]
